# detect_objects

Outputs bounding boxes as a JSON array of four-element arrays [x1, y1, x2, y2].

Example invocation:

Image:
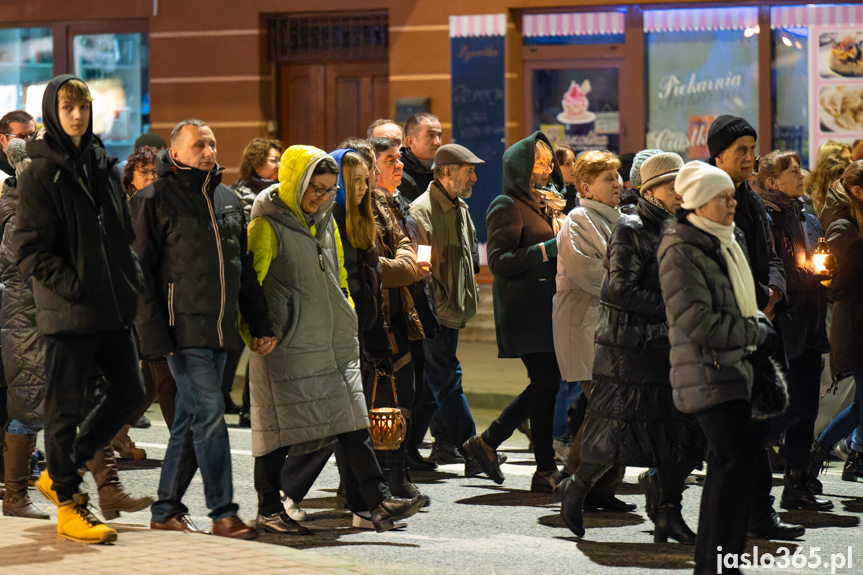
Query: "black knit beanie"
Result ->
[[707, 115, 757, 162]]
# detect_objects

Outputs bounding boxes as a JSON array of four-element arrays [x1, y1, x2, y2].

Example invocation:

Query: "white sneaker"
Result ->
[[280, 494, 307, 522], [351, 512, 406, 530]]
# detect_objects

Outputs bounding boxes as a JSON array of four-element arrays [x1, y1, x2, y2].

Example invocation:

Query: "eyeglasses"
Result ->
[[534, 161, 554, 173], [308, 182, 339, 198], [5, 132, 34, 141], [136, 168, 157, 178], [265, 156, 280, 163]]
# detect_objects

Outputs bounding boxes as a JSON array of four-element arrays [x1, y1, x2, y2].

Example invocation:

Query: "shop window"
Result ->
[[0, 28, 53, 120], [771, 4, 863, 169], [644, 7, 759, 161], [522, 12, 625, 45], [73, 33, 149, 162]]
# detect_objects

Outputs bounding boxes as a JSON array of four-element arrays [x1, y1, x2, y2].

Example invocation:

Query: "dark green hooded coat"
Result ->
[[485, 131, 564, 358]]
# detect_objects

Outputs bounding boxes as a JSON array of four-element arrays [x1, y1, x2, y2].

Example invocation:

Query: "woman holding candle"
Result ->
[[754, 150, 832, 510]]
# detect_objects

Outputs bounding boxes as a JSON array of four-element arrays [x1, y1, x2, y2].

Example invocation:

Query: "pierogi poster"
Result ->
[[809, 26, 863, 156]]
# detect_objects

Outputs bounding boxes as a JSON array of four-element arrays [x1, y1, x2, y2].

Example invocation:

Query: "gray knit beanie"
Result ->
[[630, 149, 663, 189]]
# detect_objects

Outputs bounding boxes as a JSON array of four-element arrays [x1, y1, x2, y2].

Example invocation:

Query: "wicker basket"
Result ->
[[368, 370, 406, 450]]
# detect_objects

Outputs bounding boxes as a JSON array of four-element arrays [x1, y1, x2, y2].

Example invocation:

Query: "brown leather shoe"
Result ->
[[150, 513, 211, 534], [213, 515, 256, 540]]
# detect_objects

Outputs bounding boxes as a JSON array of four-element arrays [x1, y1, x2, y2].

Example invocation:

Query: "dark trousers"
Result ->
[[774, 349, 823, 468], [255, 429, 388, 516], [281, 446, 333, 504], [43, 328, 145, 502], [693, 400, 758, 574], [658, 463, 695, 507], [483, 352, 561, 471], [141, 358, 176, 428]]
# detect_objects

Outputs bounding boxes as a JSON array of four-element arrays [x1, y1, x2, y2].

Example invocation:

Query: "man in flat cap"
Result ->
[[408, 144, 483, 463]]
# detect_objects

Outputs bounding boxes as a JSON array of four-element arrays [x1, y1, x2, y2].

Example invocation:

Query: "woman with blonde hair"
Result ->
[[805, 141, 851, 215]]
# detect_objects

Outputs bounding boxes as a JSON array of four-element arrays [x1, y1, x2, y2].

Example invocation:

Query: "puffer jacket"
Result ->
[[231, 173, 276, 220], [247, 146, 368, 457], [15, 74, 143, 336], [486, 131, 564, 358], [552, 197, 620, 381], [581, 199, 704, 467], [819, 185, 863, 378], [657, 216, 762, 414], [0, 149, 45, 426], [130, 152, 272, 358]]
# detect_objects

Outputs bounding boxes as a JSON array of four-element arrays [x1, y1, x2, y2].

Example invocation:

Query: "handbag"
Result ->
[[368, 369, 407, 450]]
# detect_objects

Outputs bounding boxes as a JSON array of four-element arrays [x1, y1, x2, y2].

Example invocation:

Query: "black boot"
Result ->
[[748, 508, 805, 540], [653, 503, 696, 545], [384, 447, 422, 499], [806, 440, 827, 495], [781, 468, 833, 511], [639, 471, 660, 522], [842, 449, 863, 482], [556, 475, 587, 537]]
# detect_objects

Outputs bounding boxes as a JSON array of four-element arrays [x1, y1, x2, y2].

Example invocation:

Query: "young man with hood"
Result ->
[[14, 75, 146, 544], [462, 132, 566, 492], [130, 118, 276, 540]]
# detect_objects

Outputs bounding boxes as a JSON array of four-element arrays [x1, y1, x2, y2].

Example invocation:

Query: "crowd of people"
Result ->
[[1, 74, 862, 575]]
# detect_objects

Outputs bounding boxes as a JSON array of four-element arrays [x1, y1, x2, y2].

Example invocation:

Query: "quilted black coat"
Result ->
[[581, 199, 704, 467]]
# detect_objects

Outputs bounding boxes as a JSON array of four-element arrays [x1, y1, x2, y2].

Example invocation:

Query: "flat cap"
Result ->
[[434, 143, 484, 165]]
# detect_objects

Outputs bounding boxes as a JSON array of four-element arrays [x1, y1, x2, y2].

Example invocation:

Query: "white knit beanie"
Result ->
[[677, 161, 735, 210]]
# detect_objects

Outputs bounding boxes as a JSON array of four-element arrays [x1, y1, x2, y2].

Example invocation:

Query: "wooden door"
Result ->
[[280, 61, 389, 151]]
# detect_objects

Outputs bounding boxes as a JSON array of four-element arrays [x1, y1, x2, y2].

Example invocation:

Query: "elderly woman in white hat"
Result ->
[[656, 161, 770, 575], [557, 152, 704, 545]]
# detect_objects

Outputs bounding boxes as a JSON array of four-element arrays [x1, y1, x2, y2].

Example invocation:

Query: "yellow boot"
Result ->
[[57, 494, 117, 544], [35, 470, 60, 508]]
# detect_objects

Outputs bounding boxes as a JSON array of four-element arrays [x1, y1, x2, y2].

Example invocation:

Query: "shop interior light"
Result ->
[[782, 35, 793, 47], [743, 25, 760, 38]]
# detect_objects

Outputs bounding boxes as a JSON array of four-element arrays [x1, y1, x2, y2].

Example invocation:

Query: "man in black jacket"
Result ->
[[708, 115, 802, 541], [14, 75, 146, 544], [130, 119, 276, 540], [399, 113, 442, 202], [0, 110, 35, 182]]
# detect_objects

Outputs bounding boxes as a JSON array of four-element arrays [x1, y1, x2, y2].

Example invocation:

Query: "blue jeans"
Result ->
[[553, 380, 583, 439], [818, 372, 862, 451], [151, 348, 237, 523], [7, 419, 41, 435], [414, 327, 476, 447]]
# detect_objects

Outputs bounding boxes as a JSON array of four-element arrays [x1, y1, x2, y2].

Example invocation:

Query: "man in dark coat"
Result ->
[[707, 115, 801, 541], [14, 75, 146, 544], [399, 113, 441, 202], [131, 119, 276, 539]]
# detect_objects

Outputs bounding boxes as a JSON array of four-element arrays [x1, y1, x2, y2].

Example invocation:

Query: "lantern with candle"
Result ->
[[811, 237, 835, 286], [368, 370, 406, 450]]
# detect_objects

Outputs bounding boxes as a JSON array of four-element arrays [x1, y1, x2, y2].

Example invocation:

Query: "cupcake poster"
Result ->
[[809, 27, 863, 155]]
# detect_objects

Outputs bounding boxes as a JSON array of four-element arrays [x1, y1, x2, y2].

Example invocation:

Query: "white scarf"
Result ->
[[686, 213, 759, 319]]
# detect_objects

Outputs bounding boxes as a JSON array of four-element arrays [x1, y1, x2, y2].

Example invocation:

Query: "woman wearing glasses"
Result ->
[[122, 145, 159, 200], [462, 132, 566, 493], [246, 145, 426, 534]]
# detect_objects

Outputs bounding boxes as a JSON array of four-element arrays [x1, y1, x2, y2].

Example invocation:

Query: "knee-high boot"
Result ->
[[2, 433, 49, 519]]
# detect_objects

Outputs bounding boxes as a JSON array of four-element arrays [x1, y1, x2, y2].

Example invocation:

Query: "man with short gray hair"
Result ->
[[408, 143, 481, 465], [400, 113, 442, 201]]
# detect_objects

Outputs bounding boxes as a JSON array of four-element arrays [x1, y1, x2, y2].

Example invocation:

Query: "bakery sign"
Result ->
[[809, 27, 863, 156]]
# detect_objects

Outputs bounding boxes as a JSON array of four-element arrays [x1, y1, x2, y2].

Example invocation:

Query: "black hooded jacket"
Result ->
[[130, 149, 273, 358], [13, 74, 144, 336], [486, 131, 564, 358], [399, 147, 434, 202]]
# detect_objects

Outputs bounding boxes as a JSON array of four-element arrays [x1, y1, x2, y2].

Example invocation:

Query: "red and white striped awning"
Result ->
[[449, 14, 507, 38], [643, 7, 758, 33], [771, 4, 863, 29], [522, 12, 625, 38]]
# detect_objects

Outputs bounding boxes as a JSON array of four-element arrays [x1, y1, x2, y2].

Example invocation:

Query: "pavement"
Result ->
[[2, 340, 863, 574]]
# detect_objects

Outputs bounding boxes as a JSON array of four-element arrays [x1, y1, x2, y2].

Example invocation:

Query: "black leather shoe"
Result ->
[[842, 449, 863, 482], [462, 436, 504, 484], [406, 449, 437, 472], [429, 442, 465, 465], [371, 494, 428, 532], [555, 476, 586, 537], [653, 503, 696, 545], [748, 510, 805, 540], [781, 468, 833, 511], [255, 511, 310, 534], [583, 492, 636, 512]]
